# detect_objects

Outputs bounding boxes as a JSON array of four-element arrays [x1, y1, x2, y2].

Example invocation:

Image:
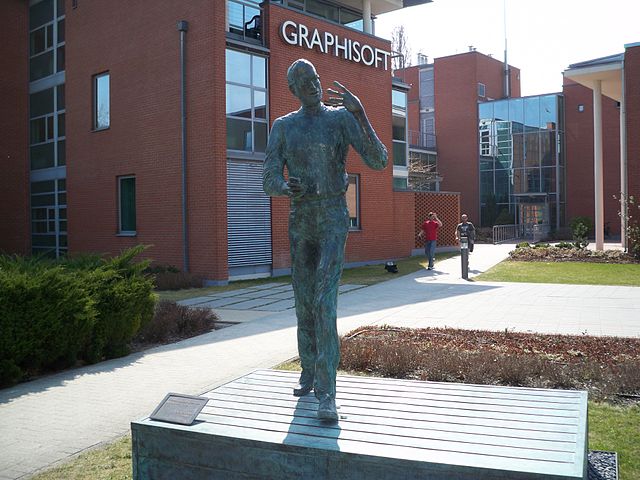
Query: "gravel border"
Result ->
[[589, 450, 618, 480]]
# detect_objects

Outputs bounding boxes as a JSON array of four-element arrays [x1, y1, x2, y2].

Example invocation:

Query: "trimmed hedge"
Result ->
[[0, 246, 156, 386]]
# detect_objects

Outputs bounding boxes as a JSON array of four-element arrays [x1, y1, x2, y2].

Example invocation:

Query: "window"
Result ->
[[118, 176, 136, 234], [226, 0, 262, 44], [346, 175, 360, 229], [392, 115, 407, 167], [93, 72, 110, 130], [226, 49, 268, 154], [478, 82, 486, 98], [29, 0, 65, 82], [392, 90, 407, 110], [31, 178, 67, 257]]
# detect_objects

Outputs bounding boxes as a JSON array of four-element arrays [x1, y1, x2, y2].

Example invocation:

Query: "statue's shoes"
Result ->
[[317, 397, 339, 422], [293, 382, 313, 397]]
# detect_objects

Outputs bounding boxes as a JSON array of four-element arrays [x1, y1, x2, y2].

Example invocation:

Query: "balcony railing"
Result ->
[[408, 130, 437, 151]]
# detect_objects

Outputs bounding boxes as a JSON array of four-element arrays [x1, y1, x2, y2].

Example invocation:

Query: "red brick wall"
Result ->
[[414, 192, 461, 248], [66, 1, 228, 280], [435, 52, 520, 223], [626, 45, 640, 212], [563, 79, 621, 234], [395, 65, 420, 133], [267, 4, 413, 269], [0, 0, 30, 254]]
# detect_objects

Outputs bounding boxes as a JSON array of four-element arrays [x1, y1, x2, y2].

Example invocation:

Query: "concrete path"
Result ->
[[1, 243, 639, 479]]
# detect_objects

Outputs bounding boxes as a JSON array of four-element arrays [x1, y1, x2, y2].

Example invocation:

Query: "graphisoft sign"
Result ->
[[280, 20, 391, 71]]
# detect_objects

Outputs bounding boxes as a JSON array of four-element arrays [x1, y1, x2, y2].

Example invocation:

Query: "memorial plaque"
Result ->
[[149, 393, 208, 425]]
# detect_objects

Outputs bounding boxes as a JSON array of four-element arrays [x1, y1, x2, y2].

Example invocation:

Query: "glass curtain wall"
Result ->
[[269, 0, 365, 31], [478, 94, 565, 228], [29, 0, 67, 257]]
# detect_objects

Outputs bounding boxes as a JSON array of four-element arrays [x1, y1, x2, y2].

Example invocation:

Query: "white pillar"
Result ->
[[593, 80, 604, 250], [363, 0, 372, 34], [620, 68, 628, 249]]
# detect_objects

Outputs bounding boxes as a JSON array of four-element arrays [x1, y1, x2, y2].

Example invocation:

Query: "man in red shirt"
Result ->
[[418, 212, 443, 270]]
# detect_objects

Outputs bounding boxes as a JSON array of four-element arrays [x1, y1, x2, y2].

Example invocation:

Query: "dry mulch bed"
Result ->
[[340, 326, 640, 403]]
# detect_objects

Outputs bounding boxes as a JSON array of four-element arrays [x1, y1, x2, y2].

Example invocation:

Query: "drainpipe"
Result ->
[[620, 61, 628, 250], [178, 20, 189, 272]]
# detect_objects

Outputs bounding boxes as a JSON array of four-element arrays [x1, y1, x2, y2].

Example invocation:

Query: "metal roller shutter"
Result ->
[[227, 160, 272, 268]]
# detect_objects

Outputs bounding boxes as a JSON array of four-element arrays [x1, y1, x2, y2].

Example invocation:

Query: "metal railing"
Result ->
[[493, 224, 525, 244], [408, 130, 437, 151], [493, 223, 552, 244]]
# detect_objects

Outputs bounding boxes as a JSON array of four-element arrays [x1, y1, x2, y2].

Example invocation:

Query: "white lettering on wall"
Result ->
[[279, 20, 391, 71]]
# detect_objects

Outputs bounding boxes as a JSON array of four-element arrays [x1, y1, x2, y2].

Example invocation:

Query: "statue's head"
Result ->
[[287, 59, 322, 107]]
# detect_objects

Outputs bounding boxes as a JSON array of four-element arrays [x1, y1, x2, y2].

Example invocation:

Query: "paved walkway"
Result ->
[[2, 243, 639, 479]]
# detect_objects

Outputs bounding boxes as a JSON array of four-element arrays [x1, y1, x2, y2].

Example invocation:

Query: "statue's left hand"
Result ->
[[326, 81, 364, 113]]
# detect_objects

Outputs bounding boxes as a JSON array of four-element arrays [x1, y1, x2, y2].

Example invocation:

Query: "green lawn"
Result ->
[[31, 402, 639, 479], [475, 260, 640, 286], [158, 253, 456, 302]]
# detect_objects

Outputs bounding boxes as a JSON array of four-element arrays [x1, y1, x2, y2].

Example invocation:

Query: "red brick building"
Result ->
[[1, 0, 457, 285]]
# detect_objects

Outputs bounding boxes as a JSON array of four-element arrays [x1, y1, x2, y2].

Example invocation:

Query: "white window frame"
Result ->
[[93, 72, 110, 130]]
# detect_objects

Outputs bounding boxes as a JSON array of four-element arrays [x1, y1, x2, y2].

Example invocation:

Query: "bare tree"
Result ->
[[391, 25, 412, 71], [408, 152, 441, 191]]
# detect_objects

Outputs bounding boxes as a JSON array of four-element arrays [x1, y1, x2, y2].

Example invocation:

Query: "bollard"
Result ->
[[460, 237, 469, 280]]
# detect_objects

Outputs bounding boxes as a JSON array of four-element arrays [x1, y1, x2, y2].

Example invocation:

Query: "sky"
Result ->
[[376, 0, 640, 96]]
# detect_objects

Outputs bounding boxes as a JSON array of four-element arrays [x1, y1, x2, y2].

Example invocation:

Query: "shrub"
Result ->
[[532, 242, 550, 248], [555, 241, 575, 249], [516, 241, 530, 249], [82, 246, 156, 362], [569, 216, 593, 249], [0, 256, 96, 385], [134, 300, 219, 344]]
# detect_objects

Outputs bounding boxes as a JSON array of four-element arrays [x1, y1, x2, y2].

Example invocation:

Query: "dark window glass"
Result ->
[[30, 88, 54, 118], [393, 141, 406, 166], [119, 177, 136, 232], [31, 180, 55, 194], [57, 19, 65, 43], [57, 140, 65, 165], [542, 167, 556, 193], [57, 112, 65, 137], [56, 46, 65, 72], [30, 26, 48, 56], [32, 234, 57, 247], [30, 0, 54, 30], [94, 73, 110, 129], [30, 50, 54, 81], [392, 115, 406, 141], [57, 0, 65, 16], [32, 208, 48, 220], [31, 193, 56, 207], [58, 192, 66, 204], [58, 179, 66, 190], [30, 143, 55, 169], [57, 84, 65, 110], [30, 117, 48, 144], [226, 118, 252, 151], [254, 122, 267, 152]]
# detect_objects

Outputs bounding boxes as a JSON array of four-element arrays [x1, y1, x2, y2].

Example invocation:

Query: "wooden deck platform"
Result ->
[[132, 369, 588, 479]]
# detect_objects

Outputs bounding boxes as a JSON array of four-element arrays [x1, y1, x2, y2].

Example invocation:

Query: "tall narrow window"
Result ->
[[346, 174, 360, 229], [94, 72, 110, 130], [118, 176, 136, 234]]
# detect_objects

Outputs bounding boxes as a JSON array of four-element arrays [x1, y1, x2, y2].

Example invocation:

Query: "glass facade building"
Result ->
[[478, 94, 565, 229]]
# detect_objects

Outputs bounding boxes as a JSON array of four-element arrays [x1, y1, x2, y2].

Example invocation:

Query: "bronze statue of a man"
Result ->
[[263, 59, 387, 421]]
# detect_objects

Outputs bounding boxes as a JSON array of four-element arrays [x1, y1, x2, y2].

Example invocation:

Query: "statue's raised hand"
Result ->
[[325, 81, 363, 114]]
